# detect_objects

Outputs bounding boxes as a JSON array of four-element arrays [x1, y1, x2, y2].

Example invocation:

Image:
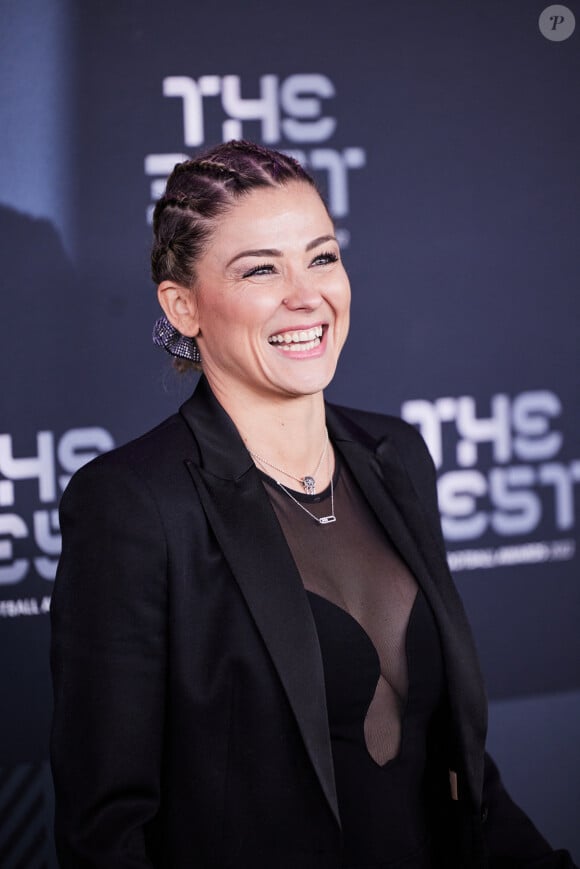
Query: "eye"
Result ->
[[310, 250, 339, 267], [242, 263, 276, 278]]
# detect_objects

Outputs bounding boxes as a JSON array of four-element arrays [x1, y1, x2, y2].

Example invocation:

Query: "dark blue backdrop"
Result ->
[[1, 1, 578, 865]]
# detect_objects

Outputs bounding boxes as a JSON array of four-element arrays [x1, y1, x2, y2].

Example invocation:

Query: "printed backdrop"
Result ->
[[1, 1, 578, 865]]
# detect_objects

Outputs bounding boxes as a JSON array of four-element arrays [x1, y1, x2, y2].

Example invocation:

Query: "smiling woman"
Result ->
[[50, 141, 577, 869], [157, 181, 350, 426]]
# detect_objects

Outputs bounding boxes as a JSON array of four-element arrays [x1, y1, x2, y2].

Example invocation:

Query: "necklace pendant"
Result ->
[[318, 515, 336, 525], [302, 475, 316, 495]]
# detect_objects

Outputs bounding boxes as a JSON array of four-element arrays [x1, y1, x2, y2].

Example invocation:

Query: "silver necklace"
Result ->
[[277, 446, 336, 525], [249, 430, 328, 495]]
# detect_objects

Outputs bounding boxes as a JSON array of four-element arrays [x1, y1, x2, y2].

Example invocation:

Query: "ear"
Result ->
[[157, 281, 200, 337]]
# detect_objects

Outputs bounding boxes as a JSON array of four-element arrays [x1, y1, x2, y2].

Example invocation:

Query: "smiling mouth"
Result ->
[[268, 325, 324, 352]]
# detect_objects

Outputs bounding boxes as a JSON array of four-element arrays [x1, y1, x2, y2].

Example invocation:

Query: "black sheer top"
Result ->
[[261, 457, 445, 868]]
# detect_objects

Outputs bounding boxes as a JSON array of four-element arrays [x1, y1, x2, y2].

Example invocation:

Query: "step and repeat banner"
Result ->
[[1, 1, 578, 865]]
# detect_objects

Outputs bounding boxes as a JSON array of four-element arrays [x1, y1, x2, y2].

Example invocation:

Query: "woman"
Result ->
[[50, 140, 575, 869]]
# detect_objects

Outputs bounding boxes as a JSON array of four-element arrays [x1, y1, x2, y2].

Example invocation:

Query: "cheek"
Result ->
[[202, 295, 272, 341], [338, 284, 351, 339], [337, 276, 351, 311], [236, 291, 285, 329]]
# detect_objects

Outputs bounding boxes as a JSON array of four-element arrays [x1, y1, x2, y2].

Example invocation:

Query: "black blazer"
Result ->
[[50, 377, 573, 869]]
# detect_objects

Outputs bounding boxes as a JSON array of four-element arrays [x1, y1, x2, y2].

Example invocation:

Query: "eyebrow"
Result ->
[[226, 234, 337, 268]]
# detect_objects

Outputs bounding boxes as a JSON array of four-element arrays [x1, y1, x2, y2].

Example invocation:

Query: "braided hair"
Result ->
[[151, 140, 317, 288]]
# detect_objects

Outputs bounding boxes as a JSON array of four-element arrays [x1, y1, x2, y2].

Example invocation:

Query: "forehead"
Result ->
[[209, 182, 333, 253]]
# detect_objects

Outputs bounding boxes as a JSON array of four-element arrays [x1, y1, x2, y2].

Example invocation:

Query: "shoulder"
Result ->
[[96, 410, 197, 473], [60, 410, 198, 510], [327, 402, 441, 531], [327, 402, 433, 467]]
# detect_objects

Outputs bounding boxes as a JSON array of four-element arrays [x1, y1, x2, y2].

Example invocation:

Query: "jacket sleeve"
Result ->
[[50, 457, 168, 868], [396, 422, 577, 869], [482, 753, 577, 869]]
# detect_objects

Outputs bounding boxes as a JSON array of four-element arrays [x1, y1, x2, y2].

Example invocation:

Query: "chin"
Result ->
[[261, 349, 341, 398], [281, 368, 337, 398]]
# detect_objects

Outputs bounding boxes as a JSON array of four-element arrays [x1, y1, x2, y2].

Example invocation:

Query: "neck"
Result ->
[[207, 377, 329, 473]]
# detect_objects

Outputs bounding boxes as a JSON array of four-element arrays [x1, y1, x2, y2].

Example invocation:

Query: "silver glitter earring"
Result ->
[[152, 316, 201, 363]]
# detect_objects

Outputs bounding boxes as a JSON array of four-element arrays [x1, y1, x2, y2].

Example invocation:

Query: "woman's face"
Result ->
[[189, 182, 351, 404]]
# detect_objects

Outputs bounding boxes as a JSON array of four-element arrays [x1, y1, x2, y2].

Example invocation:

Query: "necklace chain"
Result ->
[[249, 430, 329, 495], [277, 471, 336, 525], [277, 441, 336, 525]]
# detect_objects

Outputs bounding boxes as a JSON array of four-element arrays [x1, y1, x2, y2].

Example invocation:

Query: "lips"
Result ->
[[268, 325, 324, 352]]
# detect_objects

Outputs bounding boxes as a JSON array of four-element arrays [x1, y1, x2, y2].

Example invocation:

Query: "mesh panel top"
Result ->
[[262, 457, 419, 765], [261, 455, 445, 866]]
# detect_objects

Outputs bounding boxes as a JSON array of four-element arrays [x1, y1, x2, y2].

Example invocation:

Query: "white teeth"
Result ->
[[284, 338, 320, 352], [269, 325, 323, 345]]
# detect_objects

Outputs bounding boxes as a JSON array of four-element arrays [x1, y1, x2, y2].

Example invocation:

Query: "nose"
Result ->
[[282, 274, 323, 311]]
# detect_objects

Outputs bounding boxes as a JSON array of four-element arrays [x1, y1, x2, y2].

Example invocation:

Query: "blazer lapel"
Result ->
[[179, 379, 340, 827], [327, 406, 487, 805]]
